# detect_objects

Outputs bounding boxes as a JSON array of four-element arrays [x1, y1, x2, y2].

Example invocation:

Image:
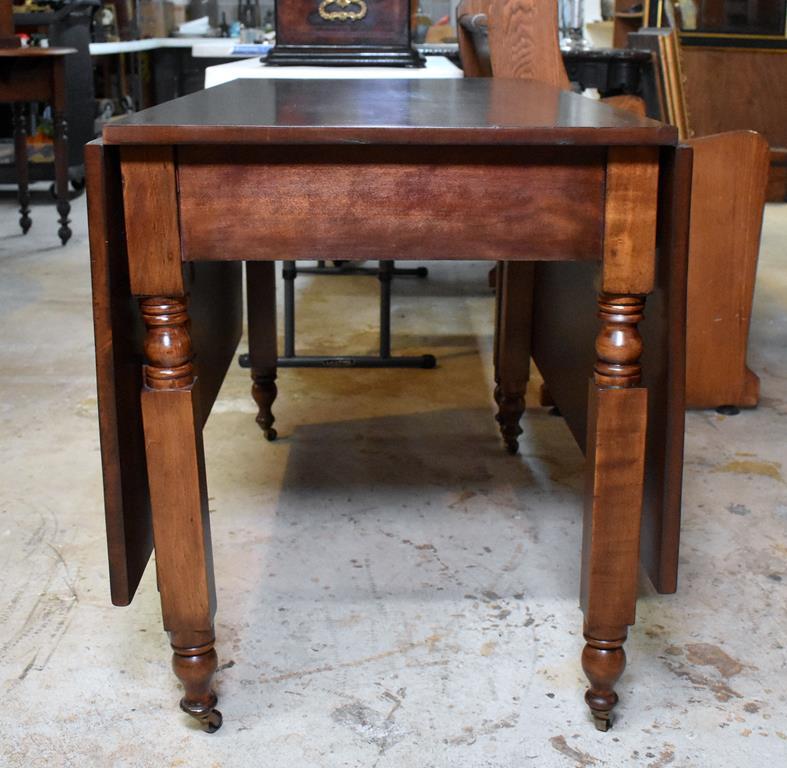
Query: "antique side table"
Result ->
[[0, 47, 75, 244], [86, 77, 690, 733]]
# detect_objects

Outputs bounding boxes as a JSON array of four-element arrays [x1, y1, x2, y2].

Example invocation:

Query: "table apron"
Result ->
[[173, 145, 606, 264]]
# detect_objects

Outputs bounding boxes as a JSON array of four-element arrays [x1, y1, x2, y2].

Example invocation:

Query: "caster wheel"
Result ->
[[201, 709, 223, 733], [264, 428, 277, 441], [505, 440, 519, 456], [415, 266, 429, 277], [421, 355, 437, 369], [592, 712, 612, 732], [70, 177, 86, 193], [716, 404, 740, 416]]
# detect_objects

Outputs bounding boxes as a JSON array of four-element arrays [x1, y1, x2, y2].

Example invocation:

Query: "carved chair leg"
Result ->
[[580, 293, 648, 730], [247, 261, 278, 438], [139, 297, 221, 732], [493, 262, 533, 454]]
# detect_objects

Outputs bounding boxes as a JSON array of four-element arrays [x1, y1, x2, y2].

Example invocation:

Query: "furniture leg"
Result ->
[[493, 262, 534, 454], [139, 296, 221, 732], [271, 259, 435, 369], [379, 260, 393, 358], [53, 108, 71, 245], [283, 260, 296, 358], [247, 261, 278, 440], [12, 103, 31, 235], [580, 293, 648, 731]]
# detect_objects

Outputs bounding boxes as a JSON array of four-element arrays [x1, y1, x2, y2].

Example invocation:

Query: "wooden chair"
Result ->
[[458, 0, 768, 450]]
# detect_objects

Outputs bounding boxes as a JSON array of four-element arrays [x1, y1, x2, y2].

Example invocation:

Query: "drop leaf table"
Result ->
[[86, 77, 690, 733]]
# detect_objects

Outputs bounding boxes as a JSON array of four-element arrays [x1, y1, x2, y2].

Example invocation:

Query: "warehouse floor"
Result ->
[[0, 189, 785, 767]]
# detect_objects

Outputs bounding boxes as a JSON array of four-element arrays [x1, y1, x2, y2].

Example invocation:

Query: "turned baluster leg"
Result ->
[[53, 109, 71, 245], [580, 293, 648, 731], [52, 59, 71, 245], [140, 297, 222, 732], [493, 262, 534, 454], [247, 261, 278, 440], [12, 103, 31, 235]]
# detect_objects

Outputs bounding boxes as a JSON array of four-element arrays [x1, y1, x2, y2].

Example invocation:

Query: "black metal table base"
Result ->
[[239, 259, 437, 370], [239, 353, 436, 369]]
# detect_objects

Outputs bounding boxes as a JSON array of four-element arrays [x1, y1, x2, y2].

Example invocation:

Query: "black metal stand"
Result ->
[[238, 260, 437, 370], [263, 44, 425, 68]]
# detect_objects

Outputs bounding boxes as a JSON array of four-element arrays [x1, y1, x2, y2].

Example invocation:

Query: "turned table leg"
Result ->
[[247, 261, 278, 440], [580, 293, 648, 730], [139, 296, 222, 732], [52, 109, 71, 245], [493, 262, 534, 454], [12, 103, 31, 235]]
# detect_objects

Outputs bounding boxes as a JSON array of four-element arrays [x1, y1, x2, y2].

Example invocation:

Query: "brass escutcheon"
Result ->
[[318, 0, 368, 22]]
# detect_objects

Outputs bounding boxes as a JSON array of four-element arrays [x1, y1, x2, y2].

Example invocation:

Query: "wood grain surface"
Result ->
[[177, 145, 606, 263], [103, 78, 677, 148], [602, 146, 659, 295], [685, 130, 769, 408], [120, 146, 185, 297]]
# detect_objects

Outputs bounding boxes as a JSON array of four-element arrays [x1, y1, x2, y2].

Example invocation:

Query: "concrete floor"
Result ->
[[0, 187, 785, 768]]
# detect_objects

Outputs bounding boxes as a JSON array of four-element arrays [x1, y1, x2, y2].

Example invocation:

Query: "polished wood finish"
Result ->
[[602, 147, 658, 295], [86, 141, 151, 607], [139, 295, 220, 732], [92, 78, 686, 732], [493, 262, 533, 454], [247, 262, 279, 440], [177, 145, 606, 264], [0, 47, 75, 244], [86, 142, 243, 607], [530, 145, 692, 597], [102, 78, 676, 148], [120, 146, 184, 297], [266, 0, 422, 67], [581, 383, 647, 730], [685, 131, 769, 408]]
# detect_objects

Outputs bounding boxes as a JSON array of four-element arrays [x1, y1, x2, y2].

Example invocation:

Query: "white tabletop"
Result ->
[[89, 37, 238, 57], [204, 54, 463, 88]]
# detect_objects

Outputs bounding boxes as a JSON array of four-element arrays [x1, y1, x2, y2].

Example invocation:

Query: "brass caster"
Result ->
[[180, 695, 223, 733], [200, 708, 223, 733], [591, 711, 612, 732]]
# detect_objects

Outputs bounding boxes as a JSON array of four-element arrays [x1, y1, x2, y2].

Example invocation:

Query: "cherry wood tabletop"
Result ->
[[103, 77, 677, 147]]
